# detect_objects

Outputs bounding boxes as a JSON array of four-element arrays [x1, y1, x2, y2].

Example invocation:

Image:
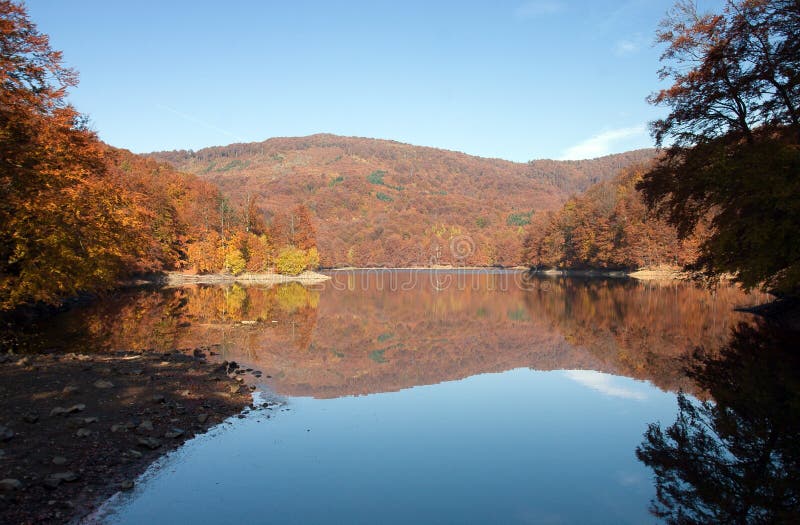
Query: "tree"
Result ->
[[638, 0, 800, 296], [0, 1, 151, 307]]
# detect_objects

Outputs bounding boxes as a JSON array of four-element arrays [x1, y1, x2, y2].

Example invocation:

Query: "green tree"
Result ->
[[638, 0, 800, 296]]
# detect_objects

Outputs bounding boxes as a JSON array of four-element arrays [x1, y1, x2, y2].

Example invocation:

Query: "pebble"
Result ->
[[50, 407, 68, 417], [75, 428, 92, 438], [152, 394, 166, 404], [164, 428, 184, 439], [93, 380, 114, 389], [0, 478, 22, 491], [23, 413, 39, 424], [0, 424, 14, 441], [137, 420, 154, 433], [66, 404, 86, 413], [52, 456, 68, 466], [61, 386, 80, 396], [196, 414, 209, 424], [137, 437, 161, 450], [120, 480, 135, 491], [43, 471, 79, 489], [127, 449, 143, 458]]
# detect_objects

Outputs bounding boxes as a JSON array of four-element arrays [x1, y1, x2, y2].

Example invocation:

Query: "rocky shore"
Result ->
[[0, 348, 264, 524]]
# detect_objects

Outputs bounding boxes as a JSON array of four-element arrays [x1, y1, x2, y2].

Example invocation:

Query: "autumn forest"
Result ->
[[3, 0, 800, 313]]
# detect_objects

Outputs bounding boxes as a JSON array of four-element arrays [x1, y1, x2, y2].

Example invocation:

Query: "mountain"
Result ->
[[150, 134, 655, 267]]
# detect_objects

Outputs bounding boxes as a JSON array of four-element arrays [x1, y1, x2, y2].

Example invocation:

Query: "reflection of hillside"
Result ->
[[35, 273, 763, 399], [523, 278, 767, 393], [176, 272, 758, 398]]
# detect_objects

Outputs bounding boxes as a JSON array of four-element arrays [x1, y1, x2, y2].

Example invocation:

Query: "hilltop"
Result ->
[[150, 134, 655, 267]]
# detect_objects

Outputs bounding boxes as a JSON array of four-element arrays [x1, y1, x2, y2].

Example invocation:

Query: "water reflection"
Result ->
[[28, 271, 764, 398], [636, 322, 800, 524]]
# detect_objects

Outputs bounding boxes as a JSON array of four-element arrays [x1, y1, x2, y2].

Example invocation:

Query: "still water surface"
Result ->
[[35, 270, 792, 524]]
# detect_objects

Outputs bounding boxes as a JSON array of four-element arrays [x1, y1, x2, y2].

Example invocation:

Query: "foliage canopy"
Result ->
[[638, 0, 800, 296]]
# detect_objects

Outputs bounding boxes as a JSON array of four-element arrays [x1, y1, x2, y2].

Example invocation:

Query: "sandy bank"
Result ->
[[160, 271, 331, 286]]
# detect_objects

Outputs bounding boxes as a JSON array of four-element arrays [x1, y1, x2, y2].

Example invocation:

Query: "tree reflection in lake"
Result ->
[[25, 271, 767, 399], [636, 322, 800, 524]]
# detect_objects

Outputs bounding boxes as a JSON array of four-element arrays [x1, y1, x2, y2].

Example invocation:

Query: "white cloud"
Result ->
[[615, 33, 644, 56], [514, 1, 564, 19], [563, 370, 648, 400], [559, 124, 648, 160]]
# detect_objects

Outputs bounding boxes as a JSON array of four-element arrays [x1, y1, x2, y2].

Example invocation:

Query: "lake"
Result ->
[[30, 270, 795, 524]]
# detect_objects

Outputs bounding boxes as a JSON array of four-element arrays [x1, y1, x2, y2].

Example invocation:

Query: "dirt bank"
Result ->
[[0, 349, 262, 524]]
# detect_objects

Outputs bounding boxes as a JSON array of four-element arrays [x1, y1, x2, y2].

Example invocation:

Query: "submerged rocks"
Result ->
[[120, 480, 135, 491]]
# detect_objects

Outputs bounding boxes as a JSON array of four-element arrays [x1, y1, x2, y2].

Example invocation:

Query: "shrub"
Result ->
[[275, 247, 308, 275]]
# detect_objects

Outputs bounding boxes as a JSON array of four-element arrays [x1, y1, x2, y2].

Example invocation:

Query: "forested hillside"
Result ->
[[523, 164, 703, 271], [151, 136, 655, 267]]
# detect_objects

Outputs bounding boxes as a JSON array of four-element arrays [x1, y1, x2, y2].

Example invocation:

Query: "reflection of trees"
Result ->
[[636, 322, 800, 524], [524, 278, 759, 393]]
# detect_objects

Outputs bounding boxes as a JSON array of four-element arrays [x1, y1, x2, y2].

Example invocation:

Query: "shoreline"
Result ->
[[133, 271, 331, 287], [322, 266, 688, 281], [0, 348, 264, 524]]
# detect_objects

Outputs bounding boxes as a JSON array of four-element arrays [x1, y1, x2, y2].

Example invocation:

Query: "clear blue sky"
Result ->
[[25, 0, 723, 161]]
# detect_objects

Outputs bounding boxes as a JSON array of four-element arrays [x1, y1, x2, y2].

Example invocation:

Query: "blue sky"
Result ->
[[25, 0, 723, 161]]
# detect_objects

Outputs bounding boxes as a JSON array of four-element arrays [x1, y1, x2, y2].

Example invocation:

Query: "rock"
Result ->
[[66, 404, 86, 413], [151, 394, 166, 404], [66, 418, 86, 429], [52, 456, 67, 466], [23, 413, 39, 424], [164, 428, 184, 439], [83, 417, 99, 425], [229, 385, 241, 394], [196, 413, 208, 424], [110, 424, 127, 433], [44, 472, 78, 487], [235, 376, 244, 383], [120, 480, 135, 491], [75, 428, 92, 438], [61, 385, 79, 396], [93, 380, 114, 389], [43, 471, 79, 489], [0, 478, 22, 491], [137, 437, 161, 450], [50, 407, 68, 417], [0, 424, 14, 441], [136, 420, 154, 433], [54, 471, 79, 482], [127, 449, 143, 458]]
